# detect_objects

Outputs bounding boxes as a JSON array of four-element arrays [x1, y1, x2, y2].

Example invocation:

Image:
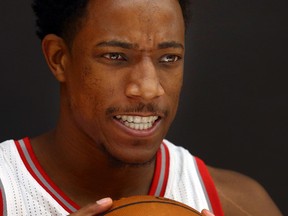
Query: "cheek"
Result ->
[[167, 73, 183, 113], [66, 66, 105, 117], [163, 71, 183, 99], [73, 82, 119, 123]]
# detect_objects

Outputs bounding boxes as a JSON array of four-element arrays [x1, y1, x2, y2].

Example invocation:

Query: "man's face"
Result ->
[[63, 0, 185, 164]]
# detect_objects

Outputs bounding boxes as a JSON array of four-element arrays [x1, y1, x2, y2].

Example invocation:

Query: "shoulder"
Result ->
[[207, 166, 283, 215]]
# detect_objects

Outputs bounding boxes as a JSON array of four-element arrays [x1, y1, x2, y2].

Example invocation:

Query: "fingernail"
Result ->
[[203, 209, 215, 216], [96, 197, 111, 205]]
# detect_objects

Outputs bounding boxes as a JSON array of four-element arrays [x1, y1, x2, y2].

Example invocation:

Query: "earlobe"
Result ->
[[42, 34, 69, 82]]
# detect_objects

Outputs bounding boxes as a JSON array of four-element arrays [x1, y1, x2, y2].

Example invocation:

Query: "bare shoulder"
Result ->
[[207, 166, 283, 216]]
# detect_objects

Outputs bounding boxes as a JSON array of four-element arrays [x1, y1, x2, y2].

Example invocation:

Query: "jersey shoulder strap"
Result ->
[[195, 157, 224, 216]]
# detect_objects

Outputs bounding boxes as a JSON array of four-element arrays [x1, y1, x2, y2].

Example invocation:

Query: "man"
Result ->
[[0, 0, 282, 215]]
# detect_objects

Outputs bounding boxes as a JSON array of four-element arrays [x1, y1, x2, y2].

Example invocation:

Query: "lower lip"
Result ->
[[112, 118, 161, 138]]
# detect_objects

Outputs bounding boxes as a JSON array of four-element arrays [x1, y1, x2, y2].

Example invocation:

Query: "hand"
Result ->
[[69, 198, 113, 216], [201, 209, 215, 216]]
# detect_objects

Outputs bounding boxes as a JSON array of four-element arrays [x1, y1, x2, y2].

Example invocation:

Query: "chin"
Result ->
[[105, 143, 158, 167], [118, 155, 156, 167]]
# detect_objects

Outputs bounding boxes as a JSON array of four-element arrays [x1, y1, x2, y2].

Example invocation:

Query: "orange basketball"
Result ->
[[102, 195, 201, 216]]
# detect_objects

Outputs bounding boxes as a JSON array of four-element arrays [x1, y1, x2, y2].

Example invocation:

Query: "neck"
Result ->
[[30, 128, 156, 207]]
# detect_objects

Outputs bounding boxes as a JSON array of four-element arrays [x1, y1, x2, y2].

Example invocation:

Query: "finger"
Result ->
[[69, 198, 113, 216], [201, 209, 215, 216]]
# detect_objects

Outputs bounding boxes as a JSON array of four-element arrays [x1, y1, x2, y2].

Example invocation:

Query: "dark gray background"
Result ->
[[0, 0, 287, 214]]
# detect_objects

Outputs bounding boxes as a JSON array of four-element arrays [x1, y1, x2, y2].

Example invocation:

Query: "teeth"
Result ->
[[116, 115, 158, 130]]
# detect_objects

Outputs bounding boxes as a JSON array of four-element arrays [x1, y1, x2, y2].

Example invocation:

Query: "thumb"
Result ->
[[69, 197, 113, 215], [201, 209, 215, 216]]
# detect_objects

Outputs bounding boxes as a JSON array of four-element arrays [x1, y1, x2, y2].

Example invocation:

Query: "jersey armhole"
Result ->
[[195, 157, 224, 216]]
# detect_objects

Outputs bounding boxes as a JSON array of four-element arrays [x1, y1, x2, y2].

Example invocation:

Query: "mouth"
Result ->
[[114, 115, 159, 131]]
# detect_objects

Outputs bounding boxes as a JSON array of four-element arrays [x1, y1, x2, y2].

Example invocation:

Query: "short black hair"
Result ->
[[32, 0, 191, 42]]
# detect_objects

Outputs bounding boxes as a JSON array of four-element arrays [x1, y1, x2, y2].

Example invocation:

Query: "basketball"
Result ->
[[102, 195, 202, 216]]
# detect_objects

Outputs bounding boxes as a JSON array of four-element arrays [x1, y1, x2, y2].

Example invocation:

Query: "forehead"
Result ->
[[75, 0, 185, 49]]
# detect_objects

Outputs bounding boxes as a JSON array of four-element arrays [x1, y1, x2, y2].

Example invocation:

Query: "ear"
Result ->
[[42, 34, 70, 82]]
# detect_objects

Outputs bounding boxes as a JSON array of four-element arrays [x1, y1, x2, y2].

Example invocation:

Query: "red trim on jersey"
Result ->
[[160, 143, 170, 196], [15, 138, 79, 213], [0, 189, 3, 216], [195, 157, 224, 216], [148, 143, 170, 196], [148, 147, 162, 195]]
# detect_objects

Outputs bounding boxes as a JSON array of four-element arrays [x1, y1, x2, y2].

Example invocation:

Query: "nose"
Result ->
[[125, 58, 165, 100]]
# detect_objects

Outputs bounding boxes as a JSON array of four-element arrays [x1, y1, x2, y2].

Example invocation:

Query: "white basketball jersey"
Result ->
[[0, 138, 223, 215]]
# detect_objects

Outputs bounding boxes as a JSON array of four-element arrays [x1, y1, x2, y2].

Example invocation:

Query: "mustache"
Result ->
[[106, 102, 168, 117]]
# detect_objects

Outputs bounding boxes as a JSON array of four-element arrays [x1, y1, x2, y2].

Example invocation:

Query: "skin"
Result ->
[[209, 167, 283, 215], [31, 0, 282, 215]]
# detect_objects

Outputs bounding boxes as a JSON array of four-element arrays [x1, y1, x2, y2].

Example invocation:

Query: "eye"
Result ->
[[102, 53, 126, 61], [159, 54, 181, 63]]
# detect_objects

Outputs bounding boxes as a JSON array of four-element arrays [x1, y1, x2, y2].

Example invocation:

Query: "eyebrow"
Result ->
[[96, 40, 184, 50], [158, 41, 184, 50], [96, 40, 136, 49]]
